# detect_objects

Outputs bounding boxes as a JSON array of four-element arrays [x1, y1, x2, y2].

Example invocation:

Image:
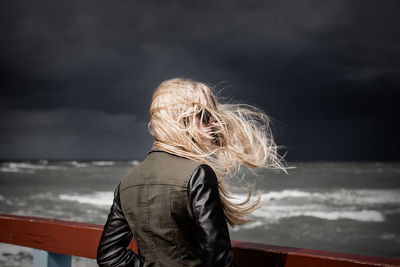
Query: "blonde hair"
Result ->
[[149, 78, 287, 226]]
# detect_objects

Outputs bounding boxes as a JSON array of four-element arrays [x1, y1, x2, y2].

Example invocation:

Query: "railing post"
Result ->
[[33, 249, 72, 267]]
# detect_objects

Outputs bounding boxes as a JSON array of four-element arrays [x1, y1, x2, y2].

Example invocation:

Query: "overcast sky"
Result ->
[[1, 0, 399, 161]]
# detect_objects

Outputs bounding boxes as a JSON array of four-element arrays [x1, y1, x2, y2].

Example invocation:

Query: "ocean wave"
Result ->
[[254, 207, 384, 223], [227, 189, 400, 225], [232, 208, 386, 231], [230, 189, 400, 206], [92, 161, 115, 166], [52, 188, 400, 222], [3, 187, 398, 226], [0, 166, 33, 173], [0, 243, 33, 267], [238, 220, 265, 230], [0, 162, 62, 173], [0, 160, 141, 172], [64, 161, 90, 168], [380, 233, 400, 243], [59, 191, 113, 206], [29, 192, 60, 202]]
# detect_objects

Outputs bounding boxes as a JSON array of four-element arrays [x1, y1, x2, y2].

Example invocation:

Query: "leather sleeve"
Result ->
[[187, 164, 237, 267], [97, 182, 143, 267]]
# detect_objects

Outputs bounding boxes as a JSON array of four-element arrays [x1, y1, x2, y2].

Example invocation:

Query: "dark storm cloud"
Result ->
[[0, 0, 399, 160], [0, 109, 153, 160]]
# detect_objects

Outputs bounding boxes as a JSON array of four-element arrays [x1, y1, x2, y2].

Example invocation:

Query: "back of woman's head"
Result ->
[[150, 78, 286, 226], [150, 78, 217, 154]]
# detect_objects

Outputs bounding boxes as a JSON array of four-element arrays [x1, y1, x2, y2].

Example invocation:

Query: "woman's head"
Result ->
[[150, 78, 285, 172], [150, 78, 221, 154], [149, 78, 287, 225]]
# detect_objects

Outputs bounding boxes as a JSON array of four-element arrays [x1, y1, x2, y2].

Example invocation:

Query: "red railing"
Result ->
[[0, 213, 399, 267]]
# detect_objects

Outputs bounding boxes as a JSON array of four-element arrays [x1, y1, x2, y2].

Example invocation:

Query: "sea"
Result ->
[[0, 160, 399, 266]]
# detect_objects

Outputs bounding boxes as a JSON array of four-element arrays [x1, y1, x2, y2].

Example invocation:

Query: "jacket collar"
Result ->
[[147, 148, 190, 160], [147, 149, 164, 155]]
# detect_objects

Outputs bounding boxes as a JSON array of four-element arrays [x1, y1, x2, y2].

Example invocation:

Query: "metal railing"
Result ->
[[1, 213, 399, 267]]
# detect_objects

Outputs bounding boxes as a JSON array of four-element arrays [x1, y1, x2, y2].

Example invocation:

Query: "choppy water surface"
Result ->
[[1, 160, 399, 266]]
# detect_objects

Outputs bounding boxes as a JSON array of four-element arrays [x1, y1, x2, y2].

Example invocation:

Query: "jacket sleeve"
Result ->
[[187, 164, 237, 267], [97, 182, 143, 267]]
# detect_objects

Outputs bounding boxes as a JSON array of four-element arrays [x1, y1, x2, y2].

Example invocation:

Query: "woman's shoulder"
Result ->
[[187, 164, 218, 189], [121, 150, 204, 189]]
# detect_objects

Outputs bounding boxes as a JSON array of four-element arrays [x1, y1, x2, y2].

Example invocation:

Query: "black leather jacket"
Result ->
[[97, 164, 236, 267]]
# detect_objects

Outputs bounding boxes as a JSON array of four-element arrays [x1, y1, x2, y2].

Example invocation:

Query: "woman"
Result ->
[[97, 78, 286, 267]]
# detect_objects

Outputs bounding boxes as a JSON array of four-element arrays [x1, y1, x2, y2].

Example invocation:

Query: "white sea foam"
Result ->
[[239, 220, 265, 230], [231, 189, 400, 205], [284, 209, 381, 222], [92, 161, 115, 166], [29, 192, 60, 201], [250, 204, 386, 224], [307, 189, 400, 205], [67, 161, 89, 168], [227, 189, 400, 227], [261, 190, 311, 200], [59, 191, 113, 207], [0, 241, 96, 267], [0, 243, 33, 267], [0, 166, 31, 173], [0, 162, 62, 173], [380, 233, 400, 243]]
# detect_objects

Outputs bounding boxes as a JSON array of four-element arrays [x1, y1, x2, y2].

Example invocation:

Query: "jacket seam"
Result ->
[[169, 184, 185, 266], [119, 186, 144, 258], [147, 185, 158, 263]]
